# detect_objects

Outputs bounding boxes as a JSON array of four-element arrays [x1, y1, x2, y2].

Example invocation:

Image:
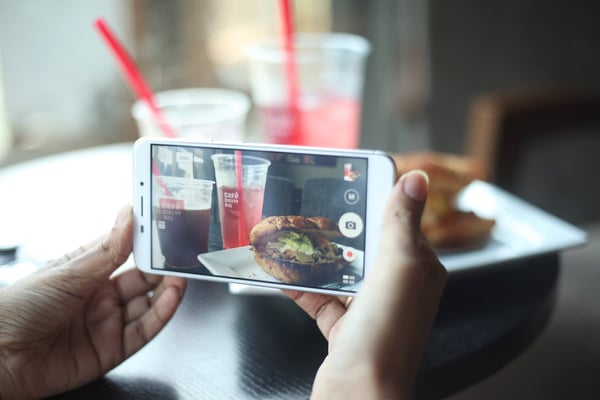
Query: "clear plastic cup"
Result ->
[[246, 33, 370, 148], [211, 154, 271, 249], [153, 176, 215, 268], [132, 88, 251, 141]]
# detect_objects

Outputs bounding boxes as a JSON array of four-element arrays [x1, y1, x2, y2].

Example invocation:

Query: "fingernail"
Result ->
[[402, 170, 429, 202], [114, 205, 131, 228]]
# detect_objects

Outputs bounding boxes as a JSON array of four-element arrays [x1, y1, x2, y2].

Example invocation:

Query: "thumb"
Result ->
[[38, 205, 134, 295], [386, 169, 429, 254], [78, 204, 134, 279], [69, 205, 133, 278], [330, 170, 447, 387], [5, 206, 134, 327], [364, 169, 446, 333]]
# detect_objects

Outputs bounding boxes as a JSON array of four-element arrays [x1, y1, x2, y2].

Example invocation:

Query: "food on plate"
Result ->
[[391, 152, 495, 249], [420, 211, 496, 250], [249, 215, 346, 284]]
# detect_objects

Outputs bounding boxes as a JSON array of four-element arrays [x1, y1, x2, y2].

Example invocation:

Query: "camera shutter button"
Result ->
[[338, 212, 363, 238]]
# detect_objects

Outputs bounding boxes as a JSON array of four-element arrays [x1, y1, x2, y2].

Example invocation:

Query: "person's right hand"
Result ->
[[284, 170, 448, 399], [0, 206, 186, 400]]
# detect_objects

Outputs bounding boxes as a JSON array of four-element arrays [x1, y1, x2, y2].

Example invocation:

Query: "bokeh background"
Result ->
[[2, 0, 599, 161]]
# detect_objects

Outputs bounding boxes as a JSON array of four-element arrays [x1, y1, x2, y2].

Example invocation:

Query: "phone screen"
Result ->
[[150, 143, 369, 293]]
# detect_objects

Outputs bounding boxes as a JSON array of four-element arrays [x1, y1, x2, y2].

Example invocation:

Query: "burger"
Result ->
[[391, 152, 496, 249], [249, 215, 346, 284]]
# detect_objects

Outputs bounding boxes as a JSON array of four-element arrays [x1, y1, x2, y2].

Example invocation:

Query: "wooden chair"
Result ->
[[465, 88, 600, 225]]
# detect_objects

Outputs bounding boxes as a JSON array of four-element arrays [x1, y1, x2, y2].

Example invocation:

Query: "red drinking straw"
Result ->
[[278, 0, 302, 145], [93, 17, 173, 194], [234, 150, 246, 246], [94, 18, 177, 139], [96, 17, 248, 246]]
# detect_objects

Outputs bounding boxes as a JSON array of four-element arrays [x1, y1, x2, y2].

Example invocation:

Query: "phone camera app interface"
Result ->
[[150, 144, 368, 292]]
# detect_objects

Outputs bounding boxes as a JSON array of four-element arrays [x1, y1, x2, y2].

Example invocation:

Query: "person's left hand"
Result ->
[[0, 205, 187, 400]]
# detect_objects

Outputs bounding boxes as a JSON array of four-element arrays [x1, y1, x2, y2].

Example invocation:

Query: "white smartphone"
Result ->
[[132, 137, 397, 296]]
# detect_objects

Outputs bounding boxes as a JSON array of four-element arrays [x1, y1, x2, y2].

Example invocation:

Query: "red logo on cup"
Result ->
[[159, 198, 184, 210]]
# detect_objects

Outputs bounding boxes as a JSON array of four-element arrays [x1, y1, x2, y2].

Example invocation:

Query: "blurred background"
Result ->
[[1, 0, 599, 162], [2, 1, 600, 398]]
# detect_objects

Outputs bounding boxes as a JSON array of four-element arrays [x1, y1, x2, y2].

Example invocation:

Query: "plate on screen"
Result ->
[[198, 244, 364, 290]]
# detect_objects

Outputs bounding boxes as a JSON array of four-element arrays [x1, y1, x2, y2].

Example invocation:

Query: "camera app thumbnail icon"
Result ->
[[338, 212, 363, 238]]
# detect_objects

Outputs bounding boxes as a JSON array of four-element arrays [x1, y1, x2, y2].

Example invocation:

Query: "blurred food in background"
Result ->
[[392, 152, 496, 250]]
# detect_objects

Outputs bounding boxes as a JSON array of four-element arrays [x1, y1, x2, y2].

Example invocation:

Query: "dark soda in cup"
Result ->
[[153, 177, 214, 268]]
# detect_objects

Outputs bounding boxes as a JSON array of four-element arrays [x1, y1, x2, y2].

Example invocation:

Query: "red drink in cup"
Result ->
[[211, 154, 271, 249], [258, 97, 360, 148], [247, 33, 370, 147], [217, 186, 266, 248]]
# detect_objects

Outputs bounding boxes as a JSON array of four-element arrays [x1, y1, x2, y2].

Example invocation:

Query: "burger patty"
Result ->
[[262, 240, 343, 265], [249, 216, 347, 283]]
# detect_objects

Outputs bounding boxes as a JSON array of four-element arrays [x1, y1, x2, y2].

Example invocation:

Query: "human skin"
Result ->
[[0, 170, 445, 400], [284, 170, 448, 399], [0, 207, 187, 400]]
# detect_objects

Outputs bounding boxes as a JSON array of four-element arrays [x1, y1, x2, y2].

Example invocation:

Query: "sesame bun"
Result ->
[[249, 216, 318, 246], [249, 215, 345, 284]]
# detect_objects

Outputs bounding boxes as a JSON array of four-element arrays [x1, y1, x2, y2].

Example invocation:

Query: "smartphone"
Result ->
[[133, 137, 397, 296]]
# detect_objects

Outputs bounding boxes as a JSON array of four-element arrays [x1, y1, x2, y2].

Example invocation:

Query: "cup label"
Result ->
[[158, 198, 185, 222], [222, 188, 240, 212]]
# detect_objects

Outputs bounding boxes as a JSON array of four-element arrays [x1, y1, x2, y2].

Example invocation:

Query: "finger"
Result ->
[[336, 171, 447, 374], [113, 267, 162, 303], [369, 169, 447, 320], [123, 294, 152, 322], [399, 169, 428, 219], [159, 276, 187, 301], [122, 276, 186, 323], [46, 205, 132, 271], [282, 289, 346, 341], [44, 236, 102, 269], [379, 170, 434, 270], [55, 205, 133, 281], [20, 206, 134, 304], [122, 284, 183, 357]]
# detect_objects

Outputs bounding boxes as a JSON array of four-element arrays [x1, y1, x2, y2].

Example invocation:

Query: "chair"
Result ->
[[465, 88, 600, 225]]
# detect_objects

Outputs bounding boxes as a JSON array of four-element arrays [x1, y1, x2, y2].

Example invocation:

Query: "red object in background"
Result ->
[[94, 18, 177, 139], [217, 186, 265, 249], [277, 0, 302, 145], [94, 17, 176, 196], [258, 97, 360, 148]]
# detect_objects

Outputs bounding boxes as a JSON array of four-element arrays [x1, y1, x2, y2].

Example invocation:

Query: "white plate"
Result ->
[[438, 180, 588, 272], [198, 244, 364, 290]]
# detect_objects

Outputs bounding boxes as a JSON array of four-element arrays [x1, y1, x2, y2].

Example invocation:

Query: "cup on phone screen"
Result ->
[[153, 176, 214, 268], [211, 154, 271, 249], [246, 33, 370, 148]]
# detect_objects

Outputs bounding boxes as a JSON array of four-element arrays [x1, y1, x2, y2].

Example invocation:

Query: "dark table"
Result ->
[[0, 144, 563, 399], [48, 254, 559, 400]]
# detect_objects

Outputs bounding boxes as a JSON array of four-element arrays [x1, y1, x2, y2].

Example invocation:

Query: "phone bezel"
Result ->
[[132, 137, 397, 296]]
